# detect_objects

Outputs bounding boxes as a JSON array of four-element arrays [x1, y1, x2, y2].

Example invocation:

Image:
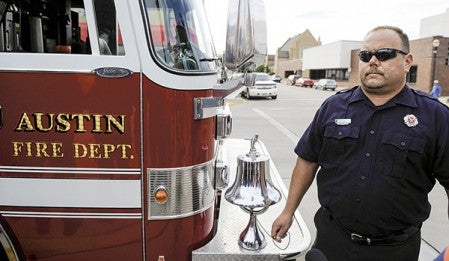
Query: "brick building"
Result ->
[[344, 36, 449, 96], [273, 8, 449, 96]]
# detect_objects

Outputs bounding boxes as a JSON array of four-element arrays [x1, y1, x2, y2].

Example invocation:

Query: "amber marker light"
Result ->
[[154, 186, 169, 204]]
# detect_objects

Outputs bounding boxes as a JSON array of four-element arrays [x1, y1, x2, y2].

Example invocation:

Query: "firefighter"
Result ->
[[271, 25, 449, 261]]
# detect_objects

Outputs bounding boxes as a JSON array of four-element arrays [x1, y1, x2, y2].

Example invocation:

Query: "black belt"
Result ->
[[322, 207, 419, 245]]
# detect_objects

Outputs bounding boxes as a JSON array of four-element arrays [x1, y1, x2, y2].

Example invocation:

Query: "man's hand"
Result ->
[[271, 211, 294, 243]]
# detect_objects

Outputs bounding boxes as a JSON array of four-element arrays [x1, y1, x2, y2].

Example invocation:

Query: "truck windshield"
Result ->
[[144, 0, 218, 72]]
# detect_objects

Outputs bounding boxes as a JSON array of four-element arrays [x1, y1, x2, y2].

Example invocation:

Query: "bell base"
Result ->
[[238, 212, 266, 250]]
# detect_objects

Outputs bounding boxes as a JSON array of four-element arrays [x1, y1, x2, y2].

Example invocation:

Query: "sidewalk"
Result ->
[[439, 96, 449, 106]]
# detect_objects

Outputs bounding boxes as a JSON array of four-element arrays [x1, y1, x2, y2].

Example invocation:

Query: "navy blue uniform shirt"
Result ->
[[295, 85, 449, 237]]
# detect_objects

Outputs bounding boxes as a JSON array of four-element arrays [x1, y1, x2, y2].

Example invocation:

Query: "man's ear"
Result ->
[[404, 53, 413, 73]]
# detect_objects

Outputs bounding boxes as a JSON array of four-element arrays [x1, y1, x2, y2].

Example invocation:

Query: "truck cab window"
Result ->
[[145, 0, 218, 72], [0, 0, 89, 54], [0, 0, 124, 56], [92, 0, 125, 55]]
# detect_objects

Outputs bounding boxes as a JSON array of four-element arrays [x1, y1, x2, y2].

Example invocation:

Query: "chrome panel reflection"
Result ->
[[148, 160, 215, 220], [215, 105, 232, 139], [214, 140, 229, 189], [193, 97, 224, 120], [225, 0, 267, 70]]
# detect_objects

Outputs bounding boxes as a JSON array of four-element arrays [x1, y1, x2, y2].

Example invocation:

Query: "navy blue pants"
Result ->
[[312, 207, 421, 261]]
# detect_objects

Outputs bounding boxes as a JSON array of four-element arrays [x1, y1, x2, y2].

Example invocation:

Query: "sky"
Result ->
[[204, 0, 448, 54]]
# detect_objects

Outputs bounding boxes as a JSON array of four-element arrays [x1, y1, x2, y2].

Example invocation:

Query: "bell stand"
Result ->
[[238, 206, 269, 250]]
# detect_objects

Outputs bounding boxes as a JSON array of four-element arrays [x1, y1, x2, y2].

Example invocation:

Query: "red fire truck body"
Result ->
[[0, 0, 311, 260]]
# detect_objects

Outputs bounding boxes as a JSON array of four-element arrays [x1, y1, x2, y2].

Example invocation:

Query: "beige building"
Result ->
[[273, 29, 320, 79], [274, 8, 449, 96], [301, 36, 449, 96]]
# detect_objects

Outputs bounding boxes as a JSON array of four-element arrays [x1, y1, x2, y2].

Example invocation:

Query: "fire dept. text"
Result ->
[[12, 142, 134, 159]]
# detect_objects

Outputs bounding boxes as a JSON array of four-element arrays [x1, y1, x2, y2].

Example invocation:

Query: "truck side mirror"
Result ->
[[224, 0, 267, 72]]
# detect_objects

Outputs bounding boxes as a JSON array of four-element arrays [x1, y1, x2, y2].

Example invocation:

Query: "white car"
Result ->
[[314, 79, 337, 91], [287, 74, 301, 85], [242, 73, 277, 99], [271, 74, 281, 83]]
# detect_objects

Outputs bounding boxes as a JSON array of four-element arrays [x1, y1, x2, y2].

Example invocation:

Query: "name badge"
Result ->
[[335, 119, 351, 125]]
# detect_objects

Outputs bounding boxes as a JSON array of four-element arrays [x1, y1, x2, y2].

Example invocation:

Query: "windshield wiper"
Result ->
[[199, 57, 221, 62]]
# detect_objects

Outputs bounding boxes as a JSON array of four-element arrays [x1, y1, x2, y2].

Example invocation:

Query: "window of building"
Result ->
[[326, 69, 348, 81], [446, 46, 449, 66], [406, 65, 417, 83], [310, 70, 325, 79], [310, 69, 348, 81]]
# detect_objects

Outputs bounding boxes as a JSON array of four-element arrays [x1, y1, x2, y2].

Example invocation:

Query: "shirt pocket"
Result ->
[[376, 131, 425, 179], [320, 125, 360, 165]]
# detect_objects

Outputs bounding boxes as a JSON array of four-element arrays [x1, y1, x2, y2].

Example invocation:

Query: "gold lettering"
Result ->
[[106, 115, 125, 134], [35, 142, 50, 157], [88, 144, 101, 159], [92, 114, 103, 133], [13, 141, 132, 160], [13, 141, 33, 157], [15, 112, 127, 133], [117, 144, 132, 159], [52, 143, 64, 157], [15, 113, 34, 131], [34, 113, 55, 132], [73, 143, 88, 158], [13, 141, 63, 158], [103, 144, 115, 158], [56, 114, 71, 132], [26, 142, 32, 156], [71, 114, 91, 133], [12, 142, 23, 156], [72, 143, 132, 159]]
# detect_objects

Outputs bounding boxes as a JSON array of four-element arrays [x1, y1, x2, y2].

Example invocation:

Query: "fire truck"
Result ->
[[0, 0, 311, 260]]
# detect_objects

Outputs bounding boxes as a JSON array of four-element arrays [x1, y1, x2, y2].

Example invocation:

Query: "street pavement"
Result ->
[[439, 96, 449, 106]]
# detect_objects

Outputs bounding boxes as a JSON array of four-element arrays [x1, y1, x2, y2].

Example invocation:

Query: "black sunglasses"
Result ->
[[358, 48, 408, 62]]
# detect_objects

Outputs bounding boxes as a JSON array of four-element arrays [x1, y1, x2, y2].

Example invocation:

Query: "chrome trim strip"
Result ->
[[0, 211, 141, 219], [148, 160, 215, 220], [0, 166, 140, 175], [0, 178, 141, 208]]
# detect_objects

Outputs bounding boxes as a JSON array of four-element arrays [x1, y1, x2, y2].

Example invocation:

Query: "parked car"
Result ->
[[287, 75, 301, 85], [271, 74, 281, 83], [241, 73, 277, 99], [314, 79, 337, 91], [295, 77, 314, 87]]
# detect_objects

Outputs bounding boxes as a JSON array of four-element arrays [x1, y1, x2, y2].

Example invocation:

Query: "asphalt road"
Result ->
[[227, 82, 449, 254]]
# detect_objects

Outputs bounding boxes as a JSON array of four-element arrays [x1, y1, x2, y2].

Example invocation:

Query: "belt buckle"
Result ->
[[351, 233, 371, 245]]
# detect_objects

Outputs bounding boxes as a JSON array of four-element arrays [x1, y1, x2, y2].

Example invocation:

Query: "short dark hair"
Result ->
[[367, 25, 410, 53]]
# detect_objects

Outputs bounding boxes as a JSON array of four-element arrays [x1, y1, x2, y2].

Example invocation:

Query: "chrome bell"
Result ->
[[225, 135, 281, 209], [225, 135, 281, 250]]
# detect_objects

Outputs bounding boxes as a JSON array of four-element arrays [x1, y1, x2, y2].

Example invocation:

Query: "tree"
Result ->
[[256, 64, 271, 73]]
